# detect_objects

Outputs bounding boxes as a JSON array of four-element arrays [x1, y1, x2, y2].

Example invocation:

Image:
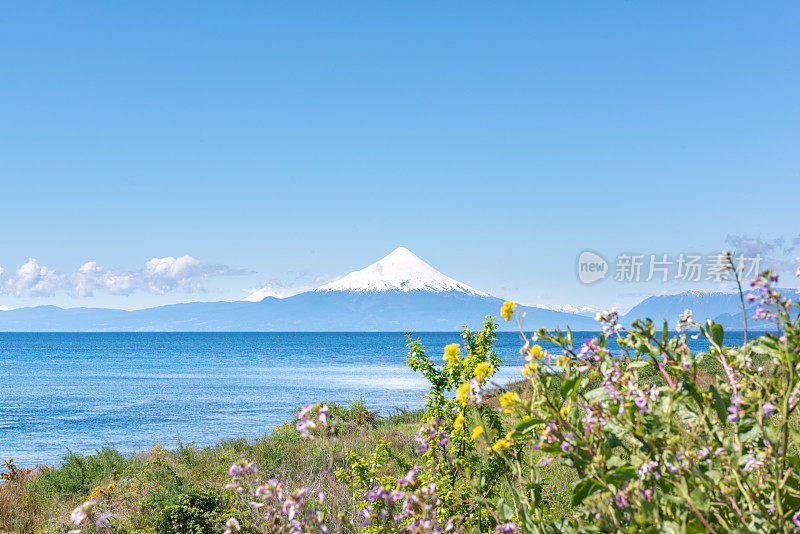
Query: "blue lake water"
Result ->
[[0, 331, 744, 466]]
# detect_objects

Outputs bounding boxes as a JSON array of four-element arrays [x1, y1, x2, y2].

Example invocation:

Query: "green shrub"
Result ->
[[149, 485, 235, 534], [32, 445, 127, 496]]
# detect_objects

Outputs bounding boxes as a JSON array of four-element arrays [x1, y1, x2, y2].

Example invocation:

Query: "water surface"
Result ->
[[0, 331, 740, 466]]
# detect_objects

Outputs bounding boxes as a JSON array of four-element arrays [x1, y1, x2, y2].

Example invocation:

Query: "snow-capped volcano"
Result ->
[[242, 286, 283, 302], [315, 247, 489, 297]]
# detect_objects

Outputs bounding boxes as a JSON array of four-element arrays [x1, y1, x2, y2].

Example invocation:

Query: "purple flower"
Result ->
[[318, 405, 329, 424], [399, 465, 418, 487], [95, 511, 112, 529], [224, 517, 241, 534], [764, 402, 775, 418]]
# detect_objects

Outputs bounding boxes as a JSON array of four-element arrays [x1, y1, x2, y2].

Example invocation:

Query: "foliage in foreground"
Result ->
[[213, 262, 800, 533]]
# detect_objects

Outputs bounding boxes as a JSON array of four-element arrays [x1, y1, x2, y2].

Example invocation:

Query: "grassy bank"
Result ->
[[0, 402, 424, 533]]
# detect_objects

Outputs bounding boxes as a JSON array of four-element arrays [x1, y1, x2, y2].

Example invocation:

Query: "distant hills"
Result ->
[[625, 289, 800, 331], [0, 247, 792, 332]]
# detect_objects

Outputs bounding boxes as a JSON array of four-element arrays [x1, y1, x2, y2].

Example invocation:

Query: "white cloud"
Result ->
[[142, 255, 240, 294], [3, 258, 66, 297], [0, 255, 250, 298], [0, 305, 13, 311], [72, 261, 137, 296]]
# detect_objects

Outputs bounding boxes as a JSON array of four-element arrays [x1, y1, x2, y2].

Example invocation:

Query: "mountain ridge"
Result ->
[[0, 249, 793, 332]]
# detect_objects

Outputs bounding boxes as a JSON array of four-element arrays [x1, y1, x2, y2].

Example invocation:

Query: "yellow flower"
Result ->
[[153, 443, 164, 457], [522, 362, 538, 377], [500, 301, 517, 321], [455, 382, 471, 406], [492, 438, 513, 452], [473, 362, 494, 381], [454, 412, 465, 431], [471, 426, 484, 440], [498, 391, 520, 413], [443, 343, 462, 365], [107, 483, 116, 492]]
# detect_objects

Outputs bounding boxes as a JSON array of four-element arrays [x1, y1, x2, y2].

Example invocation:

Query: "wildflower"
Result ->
[[793, 510, 800, 530], [415, 418, 448, 453], [95, 511, 112, 529], [106, 483, 115, 492], [453, 412, 465, 431], [501, 301, 517, 321], [540, 456, 554, 466], [764, 401, 775, 418], [492, 438, 513, 452], [471, 426, 484, 440], [318, 405, 329, 424], [455, 382, 471, 406], [455, 379, 485, 406], [473, 361, 494, 381], [224, 517, 241, 534], [443, 343, 461, 364], [70, 498, 95, 526], [494, 522, 518, 533], [498, 391, 520, 413], [523, 362, 538, 376], [727, 395, 743, 422], [615, 484, 629, 508], [399, 465, 418, 487], [677, 309, 694, 333], [526, 344, 542, 359], [744, 454, 766, 472], [638, 460, 660, 480], [295, 404, 317, 438], [595, 309, 622, 335]]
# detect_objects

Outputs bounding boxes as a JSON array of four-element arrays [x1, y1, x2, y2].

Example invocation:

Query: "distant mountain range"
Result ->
[[625, 289, 799, 331], [0, 247, 793, 332]]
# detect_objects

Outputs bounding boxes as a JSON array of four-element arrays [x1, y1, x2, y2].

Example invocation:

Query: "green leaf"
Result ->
[[561, 376, 580, 398], [738, 417, 760, 442], [690, 488, 709, 511], [584, 386, 610, 402], [497, 499, 515, 522], [711, 323, 724, 346], [513, 417, 543, 437], [709, 385, 727, 426], [571, 478, 604, 506]]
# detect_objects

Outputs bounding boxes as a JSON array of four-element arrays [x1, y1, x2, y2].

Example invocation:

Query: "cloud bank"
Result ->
[[0, 256, 251, 298], [724, 234, 800, 275]]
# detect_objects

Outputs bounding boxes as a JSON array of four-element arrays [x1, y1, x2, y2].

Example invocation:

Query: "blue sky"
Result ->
[[0, 2, 798, 312]]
